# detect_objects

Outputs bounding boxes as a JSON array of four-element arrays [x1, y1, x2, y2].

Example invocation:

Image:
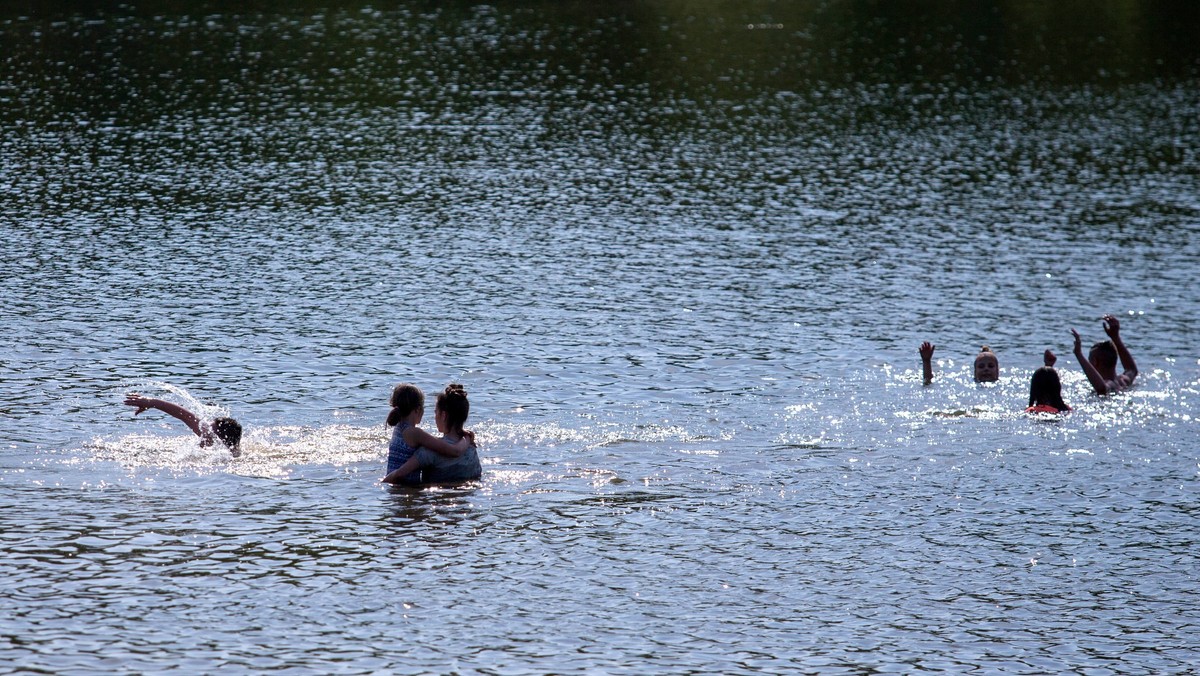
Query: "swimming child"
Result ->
[[973, 346, 1000, 382], [1026, 350, 1071, 414], [382, 383, 473, 485], [918, 342, 1000, 384], [382, 383, 481, 485], [123, 393, 243, 456], [1072, 313, 1138, 395]]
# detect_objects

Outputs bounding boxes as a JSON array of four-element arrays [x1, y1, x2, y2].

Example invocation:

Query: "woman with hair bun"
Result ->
[[382, 383, 482, 485]]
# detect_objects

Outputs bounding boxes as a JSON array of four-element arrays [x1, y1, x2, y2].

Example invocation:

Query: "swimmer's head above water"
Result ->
[[973, 346, 999, 383], [1028, 366, 1069, 413], [204, 417, 243, 455], [124, 393, 241, 456], [919, 341, 1000, 385], [435, 383, 470, 436], [1088, 340, 1118, 372]]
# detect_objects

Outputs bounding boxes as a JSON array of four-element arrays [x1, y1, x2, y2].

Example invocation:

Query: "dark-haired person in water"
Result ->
[[1072, 314, 1138, 395], [1026, 350, 1071, 414], [124, 393, 243, 456], [383, 383, 481, 485]]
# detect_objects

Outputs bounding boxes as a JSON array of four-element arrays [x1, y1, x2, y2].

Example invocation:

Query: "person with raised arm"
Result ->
[[124, 393, 243, 456], [918, 342, 1000, 384], [1071, 314, 1138, 395]]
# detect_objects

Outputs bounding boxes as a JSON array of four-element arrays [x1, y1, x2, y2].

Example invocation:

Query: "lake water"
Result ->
[[2, 1, 1199, 672]]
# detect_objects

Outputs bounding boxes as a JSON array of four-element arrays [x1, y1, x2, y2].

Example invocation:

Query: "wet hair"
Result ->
[[436, 383, 470, 434], [386, 383, 424, 427], [1028, 367, 1069, 412], [212, 417, 243, 451], [973, 346, 999, 381], [1089, 340, 1118, 370]]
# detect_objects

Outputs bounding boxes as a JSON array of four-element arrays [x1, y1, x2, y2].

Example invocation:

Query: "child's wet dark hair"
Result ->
[[436, 383, 469, 434], [1028, 367, 1069, 412], [212, 417, 242, 450], [386, 383, 424, 427], [1089, 340, 1118, 370]]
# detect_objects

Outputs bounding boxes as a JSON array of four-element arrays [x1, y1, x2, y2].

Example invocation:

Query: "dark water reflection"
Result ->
[[3, 1, 1200, 673]]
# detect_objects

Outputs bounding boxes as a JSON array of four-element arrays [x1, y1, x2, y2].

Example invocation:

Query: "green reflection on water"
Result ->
[[2, 0, 1197, 123], [1, 1, 1195, 218]]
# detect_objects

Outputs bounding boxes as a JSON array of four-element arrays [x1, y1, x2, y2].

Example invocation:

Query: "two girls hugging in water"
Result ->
[[381, 382, 482, 485], [123, 382, 482, 486], [919, 314, 1139, 415]]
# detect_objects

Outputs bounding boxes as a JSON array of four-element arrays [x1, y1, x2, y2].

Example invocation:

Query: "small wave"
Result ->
[[88, 424, 385, 479]]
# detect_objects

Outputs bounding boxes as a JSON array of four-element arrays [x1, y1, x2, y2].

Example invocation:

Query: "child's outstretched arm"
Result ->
[[1071, 330, 1110, 395], [1103, 314, 1138, 386], [402, 425, 471, 458], [124, 394, 204, 438], [381, 455, 422, 484], [919, 341, 935, 386]]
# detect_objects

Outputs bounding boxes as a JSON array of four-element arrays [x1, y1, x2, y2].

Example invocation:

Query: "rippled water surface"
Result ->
[[3, 1, 1199, 672]]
